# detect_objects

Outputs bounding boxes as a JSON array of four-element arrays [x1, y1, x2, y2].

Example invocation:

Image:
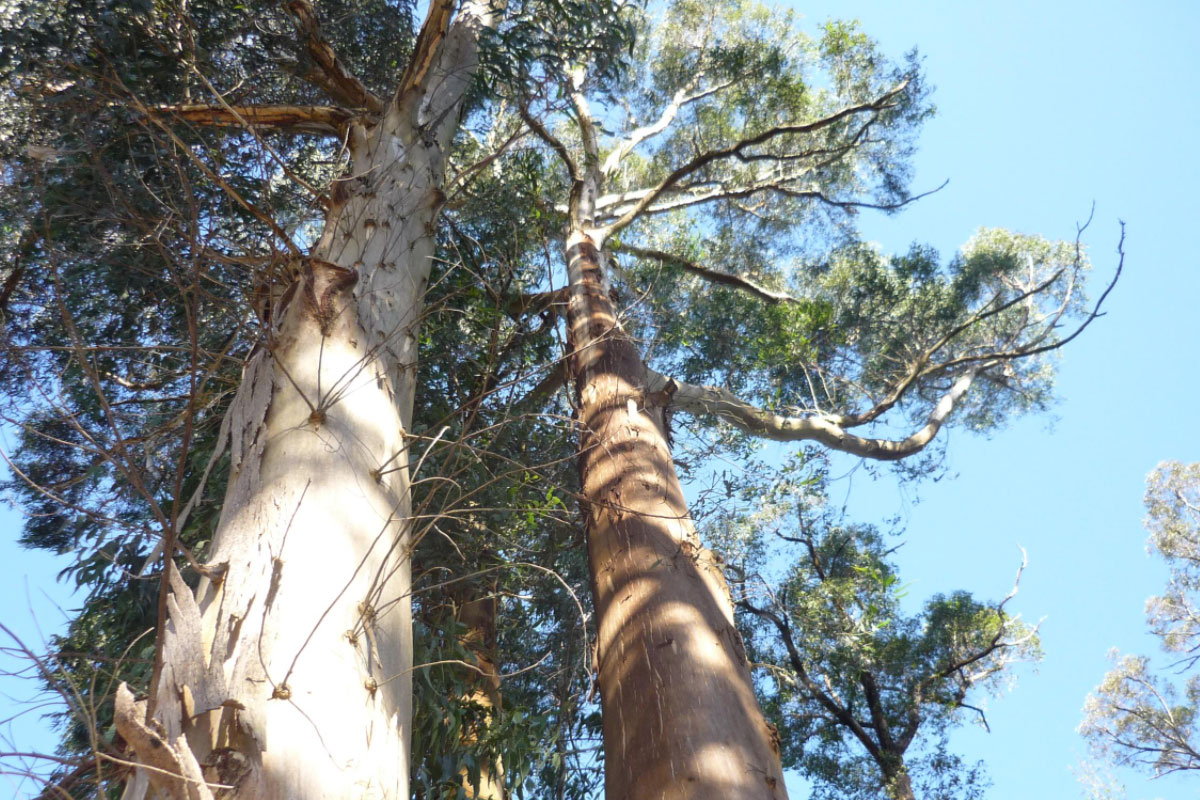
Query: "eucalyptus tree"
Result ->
[[0, 1, 632, 797], [0, 2, 1122, 799], [731, 502, 1040, 800], [507, 2, 1118, 798], [1081, 461, 1200, 780]]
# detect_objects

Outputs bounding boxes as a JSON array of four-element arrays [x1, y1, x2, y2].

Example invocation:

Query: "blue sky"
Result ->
[[2, 1, 1199, 798], [779, 1, 1200, 798]]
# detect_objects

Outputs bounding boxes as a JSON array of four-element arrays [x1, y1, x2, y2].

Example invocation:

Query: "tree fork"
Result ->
[[565, 231, 787, 800]]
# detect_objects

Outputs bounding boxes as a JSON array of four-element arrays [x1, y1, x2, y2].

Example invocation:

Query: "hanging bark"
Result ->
[[565, 230, 787, 800], [114, 3, 499, 798]]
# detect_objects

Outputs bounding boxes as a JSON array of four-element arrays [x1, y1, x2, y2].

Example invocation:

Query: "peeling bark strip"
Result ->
[[286, 0, 384, 113], [302, 259, 359, 336], [115, 682, 216, 800], [566, 232, 787, 800], [157, 104, 361, 136]]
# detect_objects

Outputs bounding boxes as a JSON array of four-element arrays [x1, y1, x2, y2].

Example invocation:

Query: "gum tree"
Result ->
[[509, 2, 1119, 797], [1082, 462, 1200, 780], [734, 502, 1040, 800], [0, 1, 628, 797], [0, 2, 1121, 798]]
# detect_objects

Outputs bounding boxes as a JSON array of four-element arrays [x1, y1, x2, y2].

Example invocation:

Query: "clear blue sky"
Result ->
[[780, 1, 1200, 798], [2, 1, 1198, 798]]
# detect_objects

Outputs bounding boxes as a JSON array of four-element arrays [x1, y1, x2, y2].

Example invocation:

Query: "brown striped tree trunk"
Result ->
[[451, 578, 505, 799], [565, 228, 787, 800]]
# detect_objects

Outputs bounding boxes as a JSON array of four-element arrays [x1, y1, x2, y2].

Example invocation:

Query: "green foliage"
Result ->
[[1081, 462, 1200, 778], [736, 497, 1039, 799], [0, 0, 1101, 796], [480, 0, 639, 93], [405, 121, 603, 799]]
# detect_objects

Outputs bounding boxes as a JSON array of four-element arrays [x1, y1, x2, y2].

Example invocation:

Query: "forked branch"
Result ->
[[604, 81, 909, 236]]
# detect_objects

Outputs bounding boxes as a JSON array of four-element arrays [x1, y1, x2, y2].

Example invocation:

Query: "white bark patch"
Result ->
[[129, 272, 414, 799]]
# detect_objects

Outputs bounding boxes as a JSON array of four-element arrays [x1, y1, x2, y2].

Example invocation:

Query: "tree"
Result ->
[[1081, 461, 1200, 779], [0, 2, 1121, 798], [0, 1, 629, 797], [508, 2, 1117, 797], [733, 498, 1040, 800]]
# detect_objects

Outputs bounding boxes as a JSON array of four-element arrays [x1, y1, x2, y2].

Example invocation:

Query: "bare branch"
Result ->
[[600, 73, 728, 177], [919, 223, 1125, 376], [647, 367, 977, 461], [603, 81, 909, 236], [614, 243, 801, 305]]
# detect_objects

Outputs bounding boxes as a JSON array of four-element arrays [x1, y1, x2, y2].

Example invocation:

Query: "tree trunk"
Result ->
[[451, 578, 505, 799], [565, 230, 787, 800], [886, 768, 916, 800], [114, 4, 496, 797]]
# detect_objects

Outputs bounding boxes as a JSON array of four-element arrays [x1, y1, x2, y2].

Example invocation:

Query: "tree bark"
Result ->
[[451, 578, 505, 799], [115, 3, 497, 798], [565, 230, 787, 800], [885, 768, 916, 800]]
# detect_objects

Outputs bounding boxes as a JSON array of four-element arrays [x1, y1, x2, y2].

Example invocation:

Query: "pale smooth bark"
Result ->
[[645, 368, 978, 461], [116, 3, 497, 798]]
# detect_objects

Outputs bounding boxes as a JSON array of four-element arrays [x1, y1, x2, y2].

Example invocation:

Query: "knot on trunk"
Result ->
[[303, 258, 360, 335]]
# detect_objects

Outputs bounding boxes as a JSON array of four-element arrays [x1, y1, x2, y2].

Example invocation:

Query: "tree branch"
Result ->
[[520, 105, 580, 184], [602, 81, 909, 236], [647, 367, 976, 461], [912, 224, 1124, 377], [393, 0, 504, 144], [285, 0, 384, 113], [738, 598, 886, 762], [395, 0, 457, 109], [600, 73, 726, 177], [127, 95, 302, 256], [614, 243, 801, 305], [0, 226, 37, 318], [859, 670, 900, 754], [154, 104, 359, 136]]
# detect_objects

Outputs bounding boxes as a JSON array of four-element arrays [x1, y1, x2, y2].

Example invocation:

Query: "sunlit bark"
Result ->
[[115, 3, 498, 797], [565, 228, 787, 799]]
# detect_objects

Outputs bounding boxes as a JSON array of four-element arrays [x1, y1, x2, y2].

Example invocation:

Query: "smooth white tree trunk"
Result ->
[[115, 4, 496, 797]]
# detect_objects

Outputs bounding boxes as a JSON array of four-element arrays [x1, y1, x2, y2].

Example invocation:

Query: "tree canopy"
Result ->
[[0, 1, 1120, 798], [1082, 461, 1200, 781]]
